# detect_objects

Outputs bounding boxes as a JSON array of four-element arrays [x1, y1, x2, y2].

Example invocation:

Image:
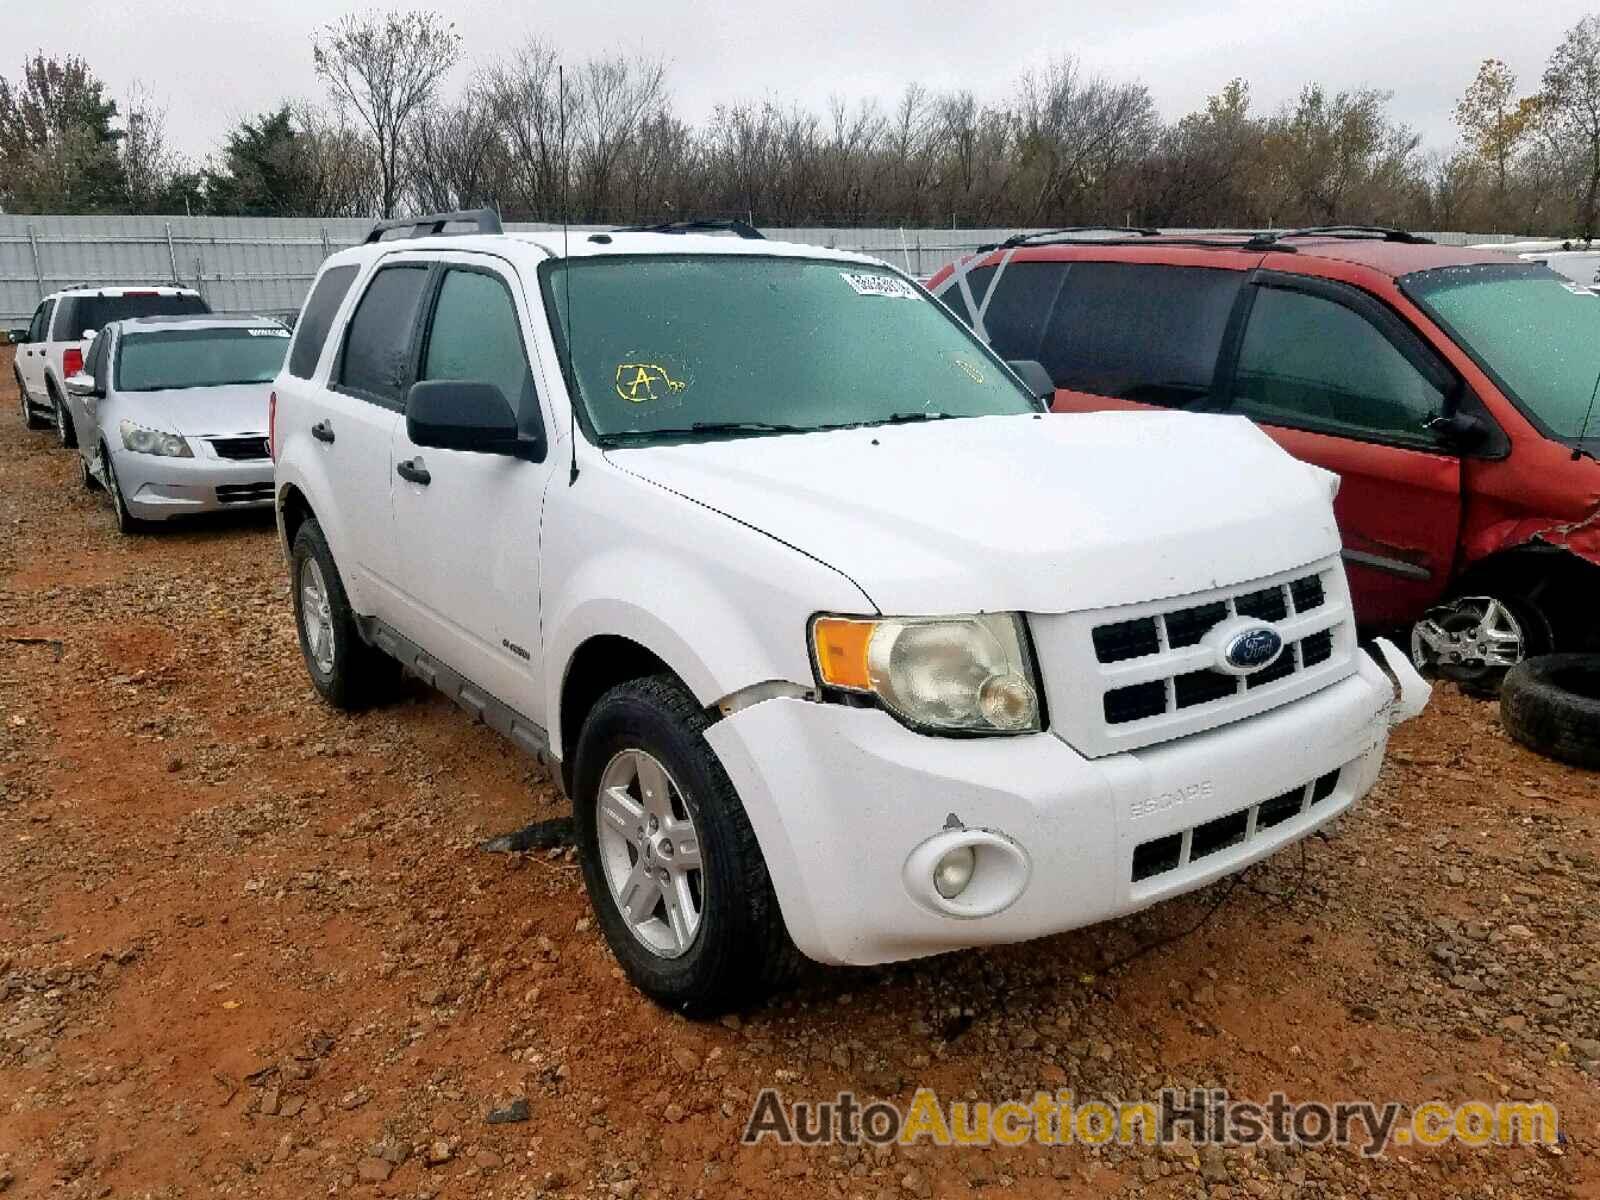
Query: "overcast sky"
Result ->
[[12, 0, 1598, 162]]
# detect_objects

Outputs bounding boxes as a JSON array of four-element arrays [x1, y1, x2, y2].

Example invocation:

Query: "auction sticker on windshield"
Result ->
[[247, 327, 291, 337], [841, 271, 919, 299]]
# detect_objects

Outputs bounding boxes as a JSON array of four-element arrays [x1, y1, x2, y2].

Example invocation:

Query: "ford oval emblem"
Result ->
[[1224, 627, 1283, 672]]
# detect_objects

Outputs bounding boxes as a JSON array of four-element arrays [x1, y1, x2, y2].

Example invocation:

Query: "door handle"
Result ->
[[396, 457, 431, 486], [311, 420, 335, 444]]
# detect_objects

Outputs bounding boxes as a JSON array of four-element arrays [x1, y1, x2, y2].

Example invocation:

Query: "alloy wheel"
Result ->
[[298, 558, 336, 676], [594, 748, 704, 959], [1411, 595, 1530, 683]]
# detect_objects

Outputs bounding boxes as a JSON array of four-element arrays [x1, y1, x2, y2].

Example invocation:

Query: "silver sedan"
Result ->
[[63, 315, 289, 533]]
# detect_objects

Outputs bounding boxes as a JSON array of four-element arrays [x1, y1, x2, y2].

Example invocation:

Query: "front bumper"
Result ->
[[704, 639, 1427, 966], [113, 446, 273, 519]]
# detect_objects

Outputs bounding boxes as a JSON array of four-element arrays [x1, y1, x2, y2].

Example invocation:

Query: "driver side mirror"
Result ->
[[1426, 410, 1488, 449], [1007, 359, 1056, 407], [66, 373, 102, 400], [405, 380, 544, 460]]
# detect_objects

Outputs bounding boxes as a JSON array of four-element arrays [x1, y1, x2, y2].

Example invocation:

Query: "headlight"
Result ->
[[811, 613, 1042, 734], [120, 420, 192, 458]]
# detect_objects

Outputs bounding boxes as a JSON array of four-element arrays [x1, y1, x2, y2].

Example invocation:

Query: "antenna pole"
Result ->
[[560, 64, 579, 486]]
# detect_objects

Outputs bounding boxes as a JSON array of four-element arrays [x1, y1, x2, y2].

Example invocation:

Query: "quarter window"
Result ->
[[290, 264, 359, 380], [1229, 286, 1445, 445], [338, 265, 430, 403], [420, 270, 532, 411]]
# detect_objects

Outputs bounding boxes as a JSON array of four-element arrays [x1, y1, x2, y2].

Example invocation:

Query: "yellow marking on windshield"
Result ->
[[952, 357, 985, 385], [615, 362, 687, 402]]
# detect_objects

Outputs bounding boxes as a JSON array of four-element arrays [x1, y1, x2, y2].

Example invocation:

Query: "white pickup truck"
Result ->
[[271, 211, 1429, 1014]]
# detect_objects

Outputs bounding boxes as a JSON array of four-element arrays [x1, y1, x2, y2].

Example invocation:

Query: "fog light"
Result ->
[[933, 846, 977, 899]]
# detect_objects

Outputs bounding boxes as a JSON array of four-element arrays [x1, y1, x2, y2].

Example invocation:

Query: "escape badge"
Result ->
[[615, 362, 687, 403]]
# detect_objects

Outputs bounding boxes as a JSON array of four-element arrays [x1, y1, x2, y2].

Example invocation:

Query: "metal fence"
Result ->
[[0, 213, 1543, 327]]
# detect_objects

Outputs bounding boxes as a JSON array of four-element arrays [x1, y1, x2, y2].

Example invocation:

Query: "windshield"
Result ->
[[116, 326, 290, 392], [57, 293, 208, 341], [540, 255, 1038, 442], [1403, 263, 1600, 444]]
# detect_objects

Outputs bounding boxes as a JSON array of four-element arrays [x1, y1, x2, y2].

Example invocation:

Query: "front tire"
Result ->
[[102, 446, 150, 535], [1409, 592, 1551, 698], [289, 518, 398, 710], [573, 675, 800, 1015]]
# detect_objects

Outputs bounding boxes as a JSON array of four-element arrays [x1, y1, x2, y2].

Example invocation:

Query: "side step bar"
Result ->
[[358, 616, 556, 770]]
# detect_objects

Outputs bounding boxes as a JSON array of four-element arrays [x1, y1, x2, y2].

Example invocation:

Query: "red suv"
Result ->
[[929, 226, 1600, 691]]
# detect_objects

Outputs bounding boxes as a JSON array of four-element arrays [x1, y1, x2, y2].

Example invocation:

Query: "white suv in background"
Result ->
[[272, 210, 1429, 1014], [10, 285, 208, 444]]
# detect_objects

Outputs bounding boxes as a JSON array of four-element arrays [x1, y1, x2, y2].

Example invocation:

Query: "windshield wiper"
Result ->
[[600, 421, 810, 444], [881, 411, 957, 424]]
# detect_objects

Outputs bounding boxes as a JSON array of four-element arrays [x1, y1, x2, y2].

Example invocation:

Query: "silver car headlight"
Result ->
[[811, 613, 1042, 734], [120, 420, 193, 458]]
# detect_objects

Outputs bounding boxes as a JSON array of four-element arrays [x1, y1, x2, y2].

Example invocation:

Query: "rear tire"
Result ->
[[51, 385, 77, 449], [1500, 654, 1600, 770], [289, 518, 399, 710], [17, 370, 47, 430], [572, 674, 801, 1015]]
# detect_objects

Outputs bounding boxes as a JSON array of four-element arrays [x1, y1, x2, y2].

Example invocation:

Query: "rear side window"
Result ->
[[54, 293, 208, 341], [1229, 286, 1445, 445], [289, 265, 359, 379], [1039, 263, 1241, 406], [28, 300, 53, 343], [420, 269, 532, 412], [338, 265, 430, 403]]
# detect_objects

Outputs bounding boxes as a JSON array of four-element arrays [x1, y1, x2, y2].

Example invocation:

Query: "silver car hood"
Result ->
[[114, 383, 272, 437]]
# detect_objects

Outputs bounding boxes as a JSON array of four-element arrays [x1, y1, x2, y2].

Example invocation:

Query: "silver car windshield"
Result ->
[[117, 327, 290, 393], [539, 255, 1038, 443]]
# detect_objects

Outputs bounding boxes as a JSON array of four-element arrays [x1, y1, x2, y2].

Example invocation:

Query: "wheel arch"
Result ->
[[555, 633, 686, 797]]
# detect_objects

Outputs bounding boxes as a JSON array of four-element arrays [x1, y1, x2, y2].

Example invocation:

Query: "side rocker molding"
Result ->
[[358, 616, 557, 770]]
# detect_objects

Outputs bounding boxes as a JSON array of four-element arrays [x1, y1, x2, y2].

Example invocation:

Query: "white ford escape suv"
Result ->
[[272, 210, 1430, 1014]]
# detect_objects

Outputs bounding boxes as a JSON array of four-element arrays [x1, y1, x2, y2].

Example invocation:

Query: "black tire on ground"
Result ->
[[17, 370, 48, 430], [102, 446, 151, 535], [572, 674, 802, 1015], [52, 385, 77, 448], [289, 518, 399, 710], [1500, 654, 1600, 771]]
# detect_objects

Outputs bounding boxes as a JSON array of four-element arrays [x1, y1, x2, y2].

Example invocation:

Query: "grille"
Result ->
[[1091, 571, 1325, 666], [209, 436, 270, 460], [216, 483, 273, 505], [1031, 556, 1356, 759], [1130, 767, 1344, 883]]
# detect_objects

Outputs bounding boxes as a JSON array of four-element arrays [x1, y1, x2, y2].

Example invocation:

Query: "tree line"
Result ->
[[6, 10, 1600, 237]]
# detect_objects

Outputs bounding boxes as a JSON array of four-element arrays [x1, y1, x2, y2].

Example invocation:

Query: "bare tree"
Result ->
[[312, 8, 462, 216], [573, 52, 667, 218], [407, 88, 506, 212], [483, 40, 569, 219], [120, 83, 178, 212], [1541, 15, 1600, 240], [294, 103, 381, 217]]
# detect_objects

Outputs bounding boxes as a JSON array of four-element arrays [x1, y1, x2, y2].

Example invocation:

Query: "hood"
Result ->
[[116, 383, 271, 438], [605, 411, 1343, 614]]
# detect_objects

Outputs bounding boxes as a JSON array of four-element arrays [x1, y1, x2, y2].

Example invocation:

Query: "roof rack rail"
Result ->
[[619, 218, 764, 240], [1244, 225, 1433, 250], [979, 226, 1160, 252], [364, 207, 503, 244]]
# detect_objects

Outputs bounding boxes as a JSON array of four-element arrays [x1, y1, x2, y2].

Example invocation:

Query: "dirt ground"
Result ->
[[0, 343, 1597, 1200]]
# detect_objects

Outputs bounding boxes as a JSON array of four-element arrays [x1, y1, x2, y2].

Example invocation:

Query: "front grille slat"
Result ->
[[1130, 762, 1350, 885], [1104, 681, 1168, 725], [216, 483, 273, 505]]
